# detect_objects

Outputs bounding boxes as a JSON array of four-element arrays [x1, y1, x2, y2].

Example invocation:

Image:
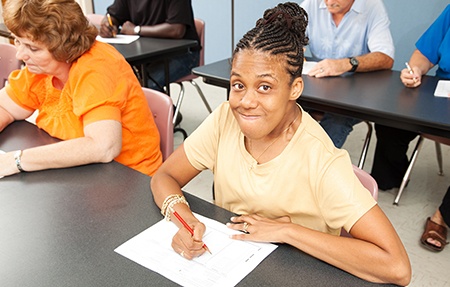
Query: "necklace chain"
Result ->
[[250, 109, 300, 163]]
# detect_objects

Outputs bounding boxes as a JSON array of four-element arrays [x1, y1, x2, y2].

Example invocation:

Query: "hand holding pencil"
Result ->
[[106, 13, 116, 38], [173, 211, 212, 256], [401, 62, 421, 88]]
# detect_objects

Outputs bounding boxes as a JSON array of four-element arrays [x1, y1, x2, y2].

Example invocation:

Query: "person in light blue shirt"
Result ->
[[300, 0, 394, 148]]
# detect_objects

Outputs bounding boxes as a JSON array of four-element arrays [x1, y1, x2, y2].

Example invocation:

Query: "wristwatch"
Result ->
[[349, 57, 359, 72], [134, 25, 141, 35]]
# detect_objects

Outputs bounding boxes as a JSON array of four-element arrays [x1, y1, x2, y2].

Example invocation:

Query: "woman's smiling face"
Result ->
[[229, 49, 303, 140]]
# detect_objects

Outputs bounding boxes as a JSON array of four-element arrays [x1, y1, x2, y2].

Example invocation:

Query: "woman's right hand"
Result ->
[[171, 220, 207, 260], [400, 67, 422, 88]]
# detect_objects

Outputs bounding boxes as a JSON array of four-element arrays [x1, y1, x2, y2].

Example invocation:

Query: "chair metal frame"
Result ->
[[393, 135, 447, 205], [357, 121, 373, 169]]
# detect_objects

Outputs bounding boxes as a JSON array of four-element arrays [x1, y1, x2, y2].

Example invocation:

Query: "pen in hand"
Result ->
[[405, 62, 417, 83], [172, 211, 212, 254], [106, 13, 116, 38]]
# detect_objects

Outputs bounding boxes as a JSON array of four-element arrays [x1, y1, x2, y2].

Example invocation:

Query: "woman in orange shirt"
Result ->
[[0, 0, 162, 177]]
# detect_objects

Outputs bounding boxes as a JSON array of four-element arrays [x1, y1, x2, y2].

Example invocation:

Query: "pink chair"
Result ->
[[85, 13, 104, 28], [340, 165, 378, 237], [0, 43, 22, 89], [142, 87, 174, 161], [172, 18, 212, 126]]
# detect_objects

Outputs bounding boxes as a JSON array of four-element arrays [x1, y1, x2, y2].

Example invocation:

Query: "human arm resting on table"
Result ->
[[0, 114, 122, 177], [151, 143, 207, 259], [227, 157, 411, 286], [309, 52, 393, 77], [99, 13, 186, 39], [121, 21, 186, 39], [228, 205, 411, 286], [0, 88, 34, 132]]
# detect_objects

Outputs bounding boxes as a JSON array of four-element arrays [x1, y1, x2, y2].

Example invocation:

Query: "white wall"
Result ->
[[4, 0, 450, 71], [77, 0, 93, 14], [192, 0, 450, 69], [384, 1, 447, 72]]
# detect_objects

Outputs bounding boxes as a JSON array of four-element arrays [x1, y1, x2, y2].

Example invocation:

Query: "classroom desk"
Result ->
[[192, 59, 450, 139], [111, 37, 197, 96], [0, 121, 397, 287]]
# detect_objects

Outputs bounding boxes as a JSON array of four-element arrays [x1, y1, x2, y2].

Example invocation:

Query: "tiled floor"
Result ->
[[172, 78, 450, 287]]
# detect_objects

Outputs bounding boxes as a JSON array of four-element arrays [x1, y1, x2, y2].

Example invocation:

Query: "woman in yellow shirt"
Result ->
[[151, 2, 411, 285]]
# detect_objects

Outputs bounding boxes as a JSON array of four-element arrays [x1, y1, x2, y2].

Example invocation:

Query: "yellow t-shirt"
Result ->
[[6, 41, 162, 176], [184, 102, 376, 235]]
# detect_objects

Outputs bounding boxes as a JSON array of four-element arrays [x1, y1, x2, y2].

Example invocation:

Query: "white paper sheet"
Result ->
[[302, 60, 317, 75], [115, 213, 277, 287], [96, 35, 140, 44], [434, 80, 450, 98]]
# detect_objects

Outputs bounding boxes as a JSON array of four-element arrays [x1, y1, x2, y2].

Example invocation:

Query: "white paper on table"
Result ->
[[96, 35, 140, 44], [115, 213, 277, 287], [434, 80, 450, 98], [302, 60, 317, 75]]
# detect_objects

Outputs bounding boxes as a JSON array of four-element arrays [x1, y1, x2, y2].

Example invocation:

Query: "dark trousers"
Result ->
[[440, 186, 450, 227], [370, 124, 418, 190]]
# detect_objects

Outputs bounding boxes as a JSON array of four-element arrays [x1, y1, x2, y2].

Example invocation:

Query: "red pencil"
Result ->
[[173, 211, 212, 254]]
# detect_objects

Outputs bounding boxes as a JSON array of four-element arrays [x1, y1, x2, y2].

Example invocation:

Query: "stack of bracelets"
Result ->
[[160, 194, 189, 221]]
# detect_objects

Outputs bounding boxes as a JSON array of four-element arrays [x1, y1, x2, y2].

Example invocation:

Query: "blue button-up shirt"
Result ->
[[300, 0, 395, 61]]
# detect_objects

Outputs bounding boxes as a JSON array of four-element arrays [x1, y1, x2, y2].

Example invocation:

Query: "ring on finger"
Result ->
[[180, 250, 185, 257], [320, 68, 324, 73], [243, 222, 249, 233]]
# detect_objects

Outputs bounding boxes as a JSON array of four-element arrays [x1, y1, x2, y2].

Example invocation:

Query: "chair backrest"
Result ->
[[352, 165, 378, 200], [86, 13, 104, 28], [423, 133, 450, 146], [194, 18, 205, 67], [340, 165, 379, 237], [142, 87, 174, 161], [173, 18, 205, 84], [0, 43, 22, 89]]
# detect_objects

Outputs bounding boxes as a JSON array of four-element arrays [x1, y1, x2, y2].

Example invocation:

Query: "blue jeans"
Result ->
[[319, 113, 361, 148], [146, 50, 200, 92]]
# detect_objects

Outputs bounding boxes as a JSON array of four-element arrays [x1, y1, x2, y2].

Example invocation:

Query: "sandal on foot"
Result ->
[[420, 217, 449, 252]]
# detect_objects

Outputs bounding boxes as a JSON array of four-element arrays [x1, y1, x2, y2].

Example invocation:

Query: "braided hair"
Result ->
[[232, 2, 308, 82]]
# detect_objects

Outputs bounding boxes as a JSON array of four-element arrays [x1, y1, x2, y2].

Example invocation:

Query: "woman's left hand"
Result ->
[[227, 214, 292, 243]]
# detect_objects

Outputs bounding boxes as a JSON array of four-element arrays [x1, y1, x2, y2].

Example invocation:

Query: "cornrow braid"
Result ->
[[232, 2, 308, 82]]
